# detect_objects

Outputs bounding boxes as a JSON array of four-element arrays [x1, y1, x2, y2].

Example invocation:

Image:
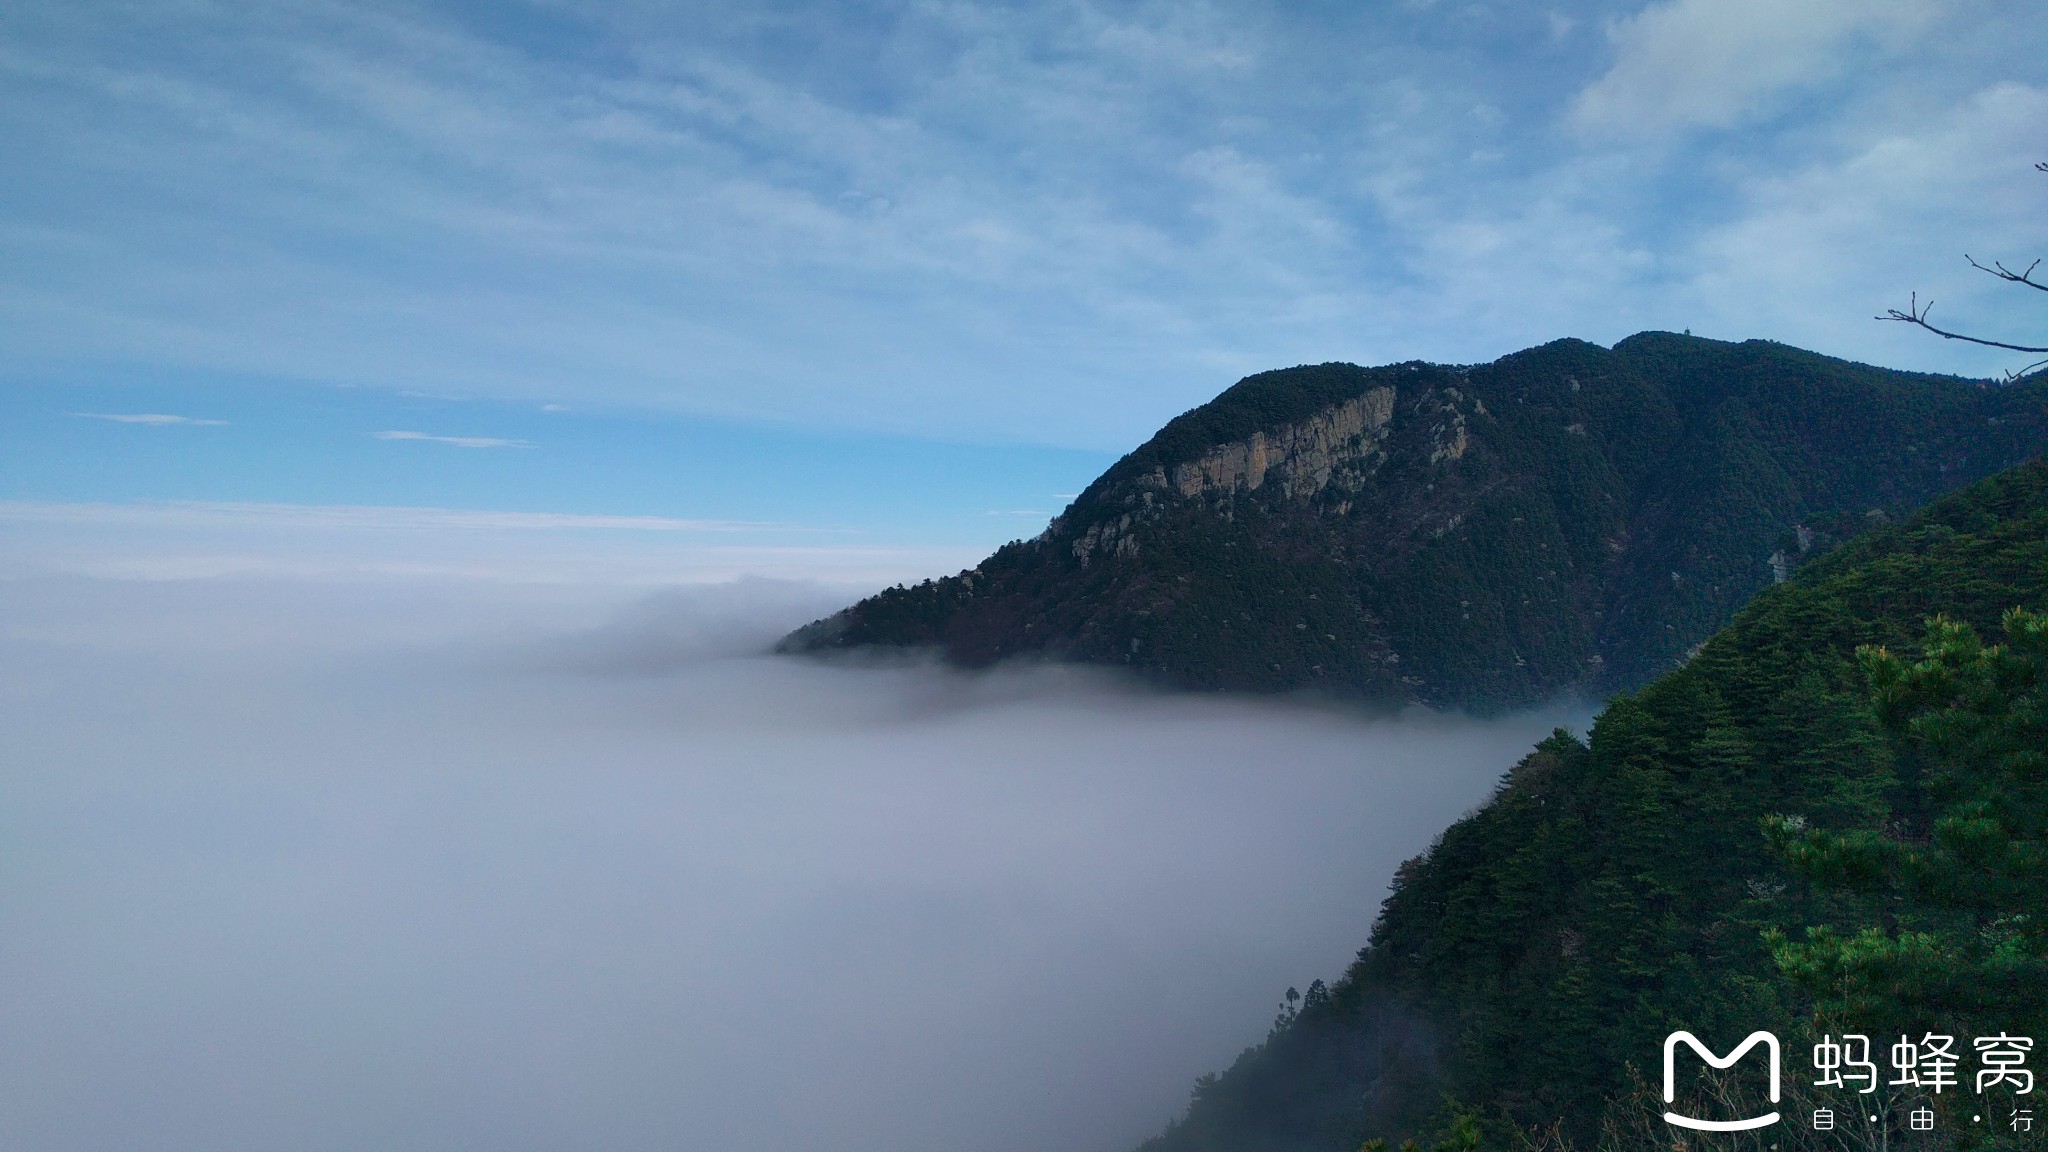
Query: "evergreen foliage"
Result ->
[[1137, 456, 2048, 1152], [1770, 605, 2048, 1039]]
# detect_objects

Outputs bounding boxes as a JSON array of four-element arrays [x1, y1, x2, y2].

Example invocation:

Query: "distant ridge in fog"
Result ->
[[785, 332, 2048, 711]]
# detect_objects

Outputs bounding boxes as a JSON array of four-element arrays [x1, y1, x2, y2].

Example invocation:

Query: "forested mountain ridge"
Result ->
[[1138, 455, 2048, 1152], [782, 332, 2048, 711]]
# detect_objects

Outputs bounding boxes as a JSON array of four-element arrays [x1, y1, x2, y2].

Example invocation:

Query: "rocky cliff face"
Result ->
[[1163, 386, 1399, 500], [1069, 388, 1403, 568], [782, 333, 2048, 711]]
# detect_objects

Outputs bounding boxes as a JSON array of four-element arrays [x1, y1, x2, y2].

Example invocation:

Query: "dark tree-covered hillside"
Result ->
[[1137, 455, 2048, 1152], [785, 332, 2048, 712]]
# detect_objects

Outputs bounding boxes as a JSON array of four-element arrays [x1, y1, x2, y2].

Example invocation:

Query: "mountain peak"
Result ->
[[784, 335, 2048, 711]]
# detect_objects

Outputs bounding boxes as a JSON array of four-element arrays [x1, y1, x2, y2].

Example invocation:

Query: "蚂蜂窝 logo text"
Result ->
[[1659, 1029, 2036, 1135], [1662, 1030, 1782, 1131]]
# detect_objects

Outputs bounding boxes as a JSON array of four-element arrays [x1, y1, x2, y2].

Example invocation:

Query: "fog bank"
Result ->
[[0, 562, 1581, 1152]]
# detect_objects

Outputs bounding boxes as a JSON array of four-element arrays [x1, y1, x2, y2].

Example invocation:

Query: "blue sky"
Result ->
[[4, 0, 2046, 552], [0, 372, 1108, 548]]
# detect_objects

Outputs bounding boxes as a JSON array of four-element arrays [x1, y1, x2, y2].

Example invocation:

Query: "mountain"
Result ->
[[782, 332, 2048, 711], [1138, 455, 2048, 1151]]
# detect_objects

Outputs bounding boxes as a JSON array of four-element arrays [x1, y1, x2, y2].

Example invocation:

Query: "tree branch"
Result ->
[[1878, 164, 2048, 380], [1878, 292, 2048, 354], [1966, 254, 2048, 293]]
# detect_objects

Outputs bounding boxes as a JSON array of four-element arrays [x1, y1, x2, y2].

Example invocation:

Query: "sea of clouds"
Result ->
[[0, 510, 1582, 1152]]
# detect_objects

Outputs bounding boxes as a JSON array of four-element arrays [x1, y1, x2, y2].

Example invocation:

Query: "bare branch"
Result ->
[[1879, 164, 2045, 378], [2010, 356, 2048, 381], [1879, 292, 2048, 354], [1966, 254, 2048, 293]]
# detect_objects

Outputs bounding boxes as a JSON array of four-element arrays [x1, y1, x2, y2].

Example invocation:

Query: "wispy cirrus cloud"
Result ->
[[374, 430, 531, 449], [2, 0, 2044, 452], [1570, 0, 1938, 137], [75, 412, 226, 426]]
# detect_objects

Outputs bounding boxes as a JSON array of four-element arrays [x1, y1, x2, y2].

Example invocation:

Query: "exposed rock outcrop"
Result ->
[[1163, 387, 1398, 499]]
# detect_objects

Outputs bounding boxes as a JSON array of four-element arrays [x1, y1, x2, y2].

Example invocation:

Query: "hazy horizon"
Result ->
[[0, 519, 1586, 1152]]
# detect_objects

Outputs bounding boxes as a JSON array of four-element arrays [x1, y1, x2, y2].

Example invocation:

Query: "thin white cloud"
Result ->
[[1570, 0, 1937, 137], [0, 500, 982, 592], [74, 412, 227, 426], [0, 499, 811, 533], [374, 430, 531, 449]]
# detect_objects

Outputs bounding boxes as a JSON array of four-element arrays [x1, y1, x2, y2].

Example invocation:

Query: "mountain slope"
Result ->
[[1138, 454, 2048, 1151], [783, 332, 2048, 711]]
